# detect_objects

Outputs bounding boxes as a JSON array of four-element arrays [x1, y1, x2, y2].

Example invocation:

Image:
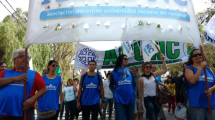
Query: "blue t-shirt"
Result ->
[[0, 69, 35, 116], [81, 74, 101, 105], [184, 66, 215, 108], [112, 71, 135, 105], [38, 75, 61, 112]]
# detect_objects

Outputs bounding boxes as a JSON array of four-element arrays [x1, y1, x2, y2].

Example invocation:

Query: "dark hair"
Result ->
[[106, 72, 111, 78], [187, 49, 200, 66], [141, 62, 152, 74], [114, 54, 127, 71], [88, 60, 97, 66], [183, 62, 188, 68], [0, 62, 5, 66], [67, 78, 72, 86], [174, 71, 178, 74], [74, 78, 79, 84], [47, 60, 58, 71], [167, 77, 173, 84]]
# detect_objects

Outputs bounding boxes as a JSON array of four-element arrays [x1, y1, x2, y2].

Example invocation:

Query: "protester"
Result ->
[[175, 62, 192, 120], [102, 72, 114, 120], [172, 71, 179, 88], [0, 62, 6, 72], [77, 60, 105, 120], [184, 49, 215, 120], [165, 77, 176, 113], [164, 75, 170, 84], [139, 53, 167, 120], [63, 79, 77, 120], [151, 65, 166, 120], [74, 78, 81, 120], [109, 54, 136, 120], [60, 81, 66, 120], [0, 49, 47, 120], [38, 60, 63, 120], [130, 66, 144, 120]]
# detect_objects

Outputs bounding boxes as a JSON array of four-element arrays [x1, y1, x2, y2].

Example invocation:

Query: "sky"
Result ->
[[0, 0, 212, 50]]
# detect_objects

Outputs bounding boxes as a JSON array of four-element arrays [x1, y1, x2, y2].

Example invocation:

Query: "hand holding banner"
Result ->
[[141, 40, 159, 62]]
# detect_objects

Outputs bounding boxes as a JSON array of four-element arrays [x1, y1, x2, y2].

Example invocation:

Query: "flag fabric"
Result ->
[[56, 65, 61, 75], [122, 41, 133, 57], [141, 40, 159, 62], [205, 14, 215, 46]]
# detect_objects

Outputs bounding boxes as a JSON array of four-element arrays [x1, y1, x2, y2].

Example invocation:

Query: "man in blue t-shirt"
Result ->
[[77, 60, 105, 120]]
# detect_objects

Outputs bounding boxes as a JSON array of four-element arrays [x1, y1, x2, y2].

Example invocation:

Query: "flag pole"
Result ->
[[200, 45, 212, 116], [23, 47, 29, 120]]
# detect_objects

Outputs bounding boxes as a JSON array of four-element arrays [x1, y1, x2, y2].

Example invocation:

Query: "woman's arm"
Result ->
[[153, 54, 167, 77], [139, 77, 144, 110], [185, 62, 206, 84]]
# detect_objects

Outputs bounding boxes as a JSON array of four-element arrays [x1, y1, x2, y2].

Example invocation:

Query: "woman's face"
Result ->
[[48, 62, 58, 72], [168, 78, 172, 82], [122, 56, 128, 66], [191, 50, 202, 64], [144, 64, 152, 73]]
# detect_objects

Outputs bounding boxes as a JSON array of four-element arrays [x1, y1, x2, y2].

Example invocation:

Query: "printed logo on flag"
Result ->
[[78, 47, 98, 66], [144, 44, 154, 56]]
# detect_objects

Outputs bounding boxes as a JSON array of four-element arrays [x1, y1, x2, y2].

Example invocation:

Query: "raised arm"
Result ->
[[153, 54, 167, 77]]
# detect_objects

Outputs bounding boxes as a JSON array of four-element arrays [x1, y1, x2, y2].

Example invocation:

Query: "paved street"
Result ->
[[35, 104, 176, 120]]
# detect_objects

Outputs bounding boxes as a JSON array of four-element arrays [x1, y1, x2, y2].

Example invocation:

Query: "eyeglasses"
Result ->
[[123, 58, 128, 61], [145, 66, 152, 68], [52, 65, 58, 67], [16, 55, 31, 60], [192, 53, 202, 57], [0, 66, 6, 68]]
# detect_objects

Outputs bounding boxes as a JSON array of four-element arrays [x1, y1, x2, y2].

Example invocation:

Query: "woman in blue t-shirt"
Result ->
[[109, 54, 136, 120], [184, 49, 215, 120], [38, 60, 63, 120]]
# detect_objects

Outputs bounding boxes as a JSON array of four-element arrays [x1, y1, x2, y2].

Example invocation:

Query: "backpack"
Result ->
[[153, 74, 173, 104]]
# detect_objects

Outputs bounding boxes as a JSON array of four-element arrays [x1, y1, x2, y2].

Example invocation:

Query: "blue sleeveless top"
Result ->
[[0, 69, 36, 116], [81, 74, 101, 105], [112, 71, 135, 105], [184, 66, 215, 108], [38, 75, 61, 112]]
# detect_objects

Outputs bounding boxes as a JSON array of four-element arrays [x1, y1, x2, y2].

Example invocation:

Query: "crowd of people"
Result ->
[[0, 48, 215, 120]]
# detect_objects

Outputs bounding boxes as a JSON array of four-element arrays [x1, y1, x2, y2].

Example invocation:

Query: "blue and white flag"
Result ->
[[122, 41, 133, 57], [205, 14, 215, 46], [142, 40, 159, 62]]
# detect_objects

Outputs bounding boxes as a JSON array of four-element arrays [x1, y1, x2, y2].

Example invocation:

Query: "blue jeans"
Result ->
[[114, 102, 134, 120], [144, 96, 160, 120], [187, 100, 215, 120], [103, 98, 114, 119]]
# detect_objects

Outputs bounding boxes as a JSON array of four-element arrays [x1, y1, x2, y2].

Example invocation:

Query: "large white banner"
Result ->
[[26, 0, 201, 47], [74, 41, 194, 69]]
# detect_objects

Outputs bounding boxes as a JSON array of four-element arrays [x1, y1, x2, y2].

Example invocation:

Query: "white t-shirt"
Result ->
[[63, 86, 75, 102], [103, 80, 113, 99]]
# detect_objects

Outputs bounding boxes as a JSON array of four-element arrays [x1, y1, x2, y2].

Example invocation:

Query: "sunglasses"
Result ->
[[123, 58, 128, 61], [145, 66, 152, 68], [52, 65, 58, 67], [192, 53, 202, 57]]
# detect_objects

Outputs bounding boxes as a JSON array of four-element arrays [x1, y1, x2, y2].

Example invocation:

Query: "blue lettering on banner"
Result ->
[[41, 0, 50, 5], [56, 0, 69, 2], [205, 32, 215, 43], [40, 7, 190, 21]]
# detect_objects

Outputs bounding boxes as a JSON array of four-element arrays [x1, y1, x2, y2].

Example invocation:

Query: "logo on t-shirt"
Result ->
[[10, 81, 24, 86], [199, 75, 214, 82], [86, 82, 97, 88], [47, 84, 57, 90], [118, 79, 131, 85]]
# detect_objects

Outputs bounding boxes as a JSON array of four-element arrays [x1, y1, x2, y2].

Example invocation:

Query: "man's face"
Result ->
[[131, 69, 138, 77], [152, 65, 156, 72], [174, 72, 178, 77], [0, 63, 6, 71], [13, 52, 30, 69], [88, 62, 96, 71]]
